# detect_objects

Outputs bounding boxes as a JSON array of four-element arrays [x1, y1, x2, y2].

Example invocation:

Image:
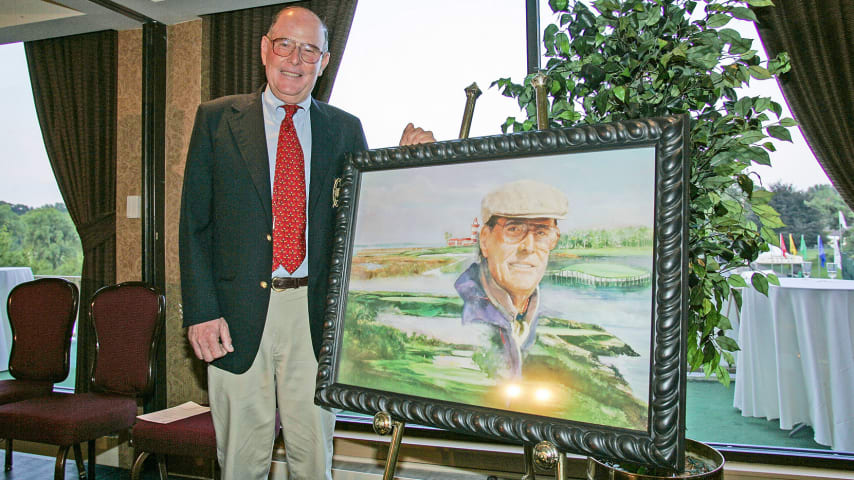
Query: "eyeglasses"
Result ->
[[494, 219, 559, 249], [265, 36, 326, 64]]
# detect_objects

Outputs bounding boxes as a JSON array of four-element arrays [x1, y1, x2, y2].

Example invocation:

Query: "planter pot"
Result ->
[[586, 439, 723, 480]]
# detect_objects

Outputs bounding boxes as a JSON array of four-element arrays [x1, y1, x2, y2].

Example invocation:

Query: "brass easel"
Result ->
[[531, 440, 568, 480], [459, 82, 482, 139], [373, 412, 405, 480]]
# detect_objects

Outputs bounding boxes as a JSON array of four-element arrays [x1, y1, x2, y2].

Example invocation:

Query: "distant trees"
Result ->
[[806, 184, 854, 233], [0, 202, 82, 275], [763, 183, 853, 247], [558, 226, 652, 250]]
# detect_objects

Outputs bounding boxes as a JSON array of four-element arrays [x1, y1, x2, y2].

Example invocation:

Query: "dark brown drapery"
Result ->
[[25, 30, 118, 392], [206, 0, 359, 102], [754, 1, 854, 209]]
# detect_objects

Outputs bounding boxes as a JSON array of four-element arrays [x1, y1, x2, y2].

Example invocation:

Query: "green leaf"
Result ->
[[748, 65, 772, 80], [732, 288, 743, 310], [767, 273, 781, 286], [706, 13, 731, 28], [722, 350, 735, 367], [716, 335, 740, 352], [752, 204, 785, 227], [556, 33, 570, 54], [727, 274, 748, 287], [717, 314, 733, 332], [747, 0, 774, 6], [760, 226, 779, 243], [753, 97, 771, 112], [741, 146, 771, 166], [779, 117, 798, 127], [751, 272, 770, 296], [613, 85, 626, 102], [560, 13, 573, 26], [716, 365, 731, 387], [767, 125, 793, 142], [751, 189, 774, 203], [739, 130, 766, 145], [731, 7, 759, 22], [548, 0, 568, 12]]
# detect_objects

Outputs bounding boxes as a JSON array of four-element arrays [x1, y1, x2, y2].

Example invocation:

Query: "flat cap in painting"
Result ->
[[480, 179, 569, 223]]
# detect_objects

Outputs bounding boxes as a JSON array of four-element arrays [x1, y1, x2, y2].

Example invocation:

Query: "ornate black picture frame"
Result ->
[[316, 115, 690, 470]]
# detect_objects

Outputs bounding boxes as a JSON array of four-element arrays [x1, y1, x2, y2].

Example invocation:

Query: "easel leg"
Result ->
[[521, 444, 536, 480], [373, 412, 405, 480], [531, 441, 567, 480]]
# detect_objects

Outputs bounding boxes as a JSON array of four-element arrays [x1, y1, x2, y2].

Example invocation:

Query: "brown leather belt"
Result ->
[[271, 276, 308, 291]]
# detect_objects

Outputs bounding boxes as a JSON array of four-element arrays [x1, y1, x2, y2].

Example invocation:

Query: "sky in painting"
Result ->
[[352, 147, 656, 247]]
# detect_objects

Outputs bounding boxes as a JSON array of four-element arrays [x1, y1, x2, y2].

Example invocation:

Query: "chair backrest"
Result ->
[[89, 282, 164, 397], [6, 277, 79, 382]]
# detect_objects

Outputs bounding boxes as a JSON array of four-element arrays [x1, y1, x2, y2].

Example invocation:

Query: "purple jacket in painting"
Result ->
[[453, 262, 540, 378]]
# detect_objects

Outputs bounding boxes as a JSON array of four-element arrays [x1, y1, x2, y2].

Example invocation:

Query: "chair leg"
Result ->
[[54, 444, 71, 480], [73, 443, 87, 479], [4, 438, 12, 471], [155, 453, 168, 480], [88, 439, 96, 479], [130, 451, 150, 480]]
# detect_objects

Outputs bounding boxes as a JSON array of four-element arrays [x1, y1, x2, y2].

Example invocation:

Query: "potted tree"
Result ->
[[494, 0, 795, 476]]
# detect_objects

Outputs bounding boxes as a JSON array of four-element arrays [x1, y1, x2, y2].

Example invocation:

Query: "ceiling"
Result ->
[[0, 0, 288, 45]]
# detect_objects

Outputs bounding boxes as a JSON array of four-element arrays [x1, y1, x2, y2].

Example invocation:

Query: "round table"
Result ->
[[734, 277, 854, 452]]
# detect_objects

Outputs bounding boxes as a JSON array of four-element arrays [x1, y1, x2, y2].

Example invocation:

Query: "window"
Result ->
[[330, 0, 528, 147], [535, 1, 851, 465], [0, 41, 80, 391]]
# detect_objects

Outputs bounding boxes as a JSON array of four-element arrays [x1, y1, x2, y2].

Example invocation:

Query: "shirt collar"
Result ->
[[262, 85, 312, 116]]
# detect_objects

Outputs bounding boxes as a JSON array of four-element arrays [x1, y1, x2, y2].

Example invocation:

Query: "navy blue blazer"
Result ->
[[179, 89, 368, 374]]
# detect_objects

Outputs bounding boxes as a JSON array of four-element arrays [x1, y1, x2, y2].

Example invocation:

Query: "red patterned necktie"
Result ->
[[272, 104, 306, 273]]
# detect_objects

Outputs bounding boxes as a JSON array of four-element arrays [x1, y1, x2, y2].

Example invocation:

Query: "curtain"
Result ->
[[753, 1, 854, 209], [25, 31, 118, 392], [206, 0, 359, 102]]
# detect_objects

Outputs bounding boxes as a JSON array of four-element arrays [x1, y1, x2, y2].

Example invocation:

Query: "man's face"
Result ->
[[261, 8, 330, 104], [480, 217, 558, 300]]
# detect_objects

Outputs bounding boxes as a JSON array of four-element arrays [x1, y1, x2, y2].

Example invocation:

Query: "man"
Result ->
[[454, 179, 568, 379], [179, 6, 433, 479]]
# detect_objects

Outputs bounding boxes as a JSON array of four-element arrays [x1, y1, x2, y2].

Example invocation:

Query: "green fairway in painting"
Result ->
[[337, 291, 648, 431]]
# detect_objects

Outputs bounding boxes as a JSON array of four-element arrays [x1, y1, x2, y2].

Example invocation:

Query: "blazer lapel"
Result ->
[[309, 99, 333, 214], [227, 91, 272, 224]]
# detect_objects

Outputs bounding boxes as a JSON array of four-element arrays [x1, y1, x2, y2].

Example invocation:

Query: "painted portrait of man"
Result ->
[[334, 150, 655, 429], [454, 179, 568, 379]]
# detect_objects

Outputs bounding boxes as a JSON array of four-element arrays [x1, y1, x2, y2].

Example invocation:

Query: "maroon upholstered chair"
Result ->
[[130, 411, 217, 480], [0, 281, 164, 480], [130, 410, 280, 479], [0, 277, 79, 407]]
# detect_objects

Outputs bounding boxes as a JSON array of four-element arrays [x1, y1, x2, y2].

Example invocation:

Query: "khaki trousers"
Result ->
[[208, 287, 335, 480]]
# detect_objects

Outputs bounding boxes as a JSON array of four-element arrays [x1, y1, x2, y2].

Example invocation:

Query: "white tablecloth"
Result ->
[[734, 277, 854, 452], [0, 267, 35, 371]]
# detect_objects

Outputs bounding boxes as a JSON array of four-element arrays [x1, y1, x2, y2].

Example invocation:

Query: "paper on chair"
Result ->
[[137, 401, 210, 423]]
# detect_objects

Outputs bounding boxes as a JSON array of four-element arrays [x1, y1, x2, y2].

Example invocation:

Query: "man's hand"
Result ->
[[399, 123, 436, 146], [188, 317, 234, 362]]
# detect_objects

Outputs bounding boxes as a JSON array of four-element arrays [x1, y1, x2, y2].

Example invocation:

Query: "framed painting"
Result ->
[[315, 115, 690, 470]]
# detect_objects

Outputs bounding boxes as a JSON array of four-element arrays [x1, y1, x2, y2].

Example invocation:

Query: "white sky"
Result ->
[[0, 0, 831, 208]]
